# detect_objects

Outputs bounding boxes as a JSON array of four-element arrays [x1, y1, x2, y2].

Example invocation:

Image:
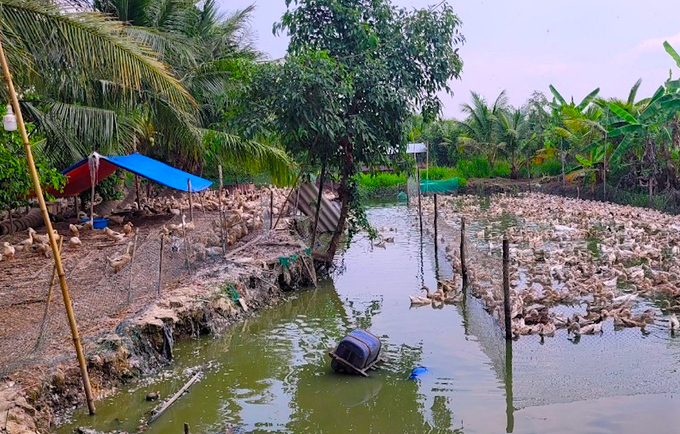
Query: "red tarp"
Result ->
[[54, 158, 118, 198]]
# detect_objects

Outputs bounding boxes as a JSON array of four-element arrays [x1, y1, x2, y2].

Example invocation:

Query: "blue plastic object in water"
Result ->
[[408, 366, 428, 380]]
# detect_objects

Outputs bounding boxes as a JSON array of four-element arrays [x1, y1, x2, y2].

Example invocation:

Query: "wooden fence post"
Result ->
[[184, 422, 190, 434], [416, 164, 422, 232], [127, 231, 139, 304], [187, 179, 194, 222], [503, 237, 512, 340], [433, 194, 438, 241], [158, 234, 165, 297], [270, 189, 274, 230], [460, 216, 468, 289], [218, 165, 226, 255]]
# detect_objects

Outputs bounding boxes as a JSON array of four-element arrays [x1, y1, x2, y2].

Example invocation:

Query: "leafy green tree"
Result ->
[[272, 0, 464, 259], [0, 121, 64, 232]]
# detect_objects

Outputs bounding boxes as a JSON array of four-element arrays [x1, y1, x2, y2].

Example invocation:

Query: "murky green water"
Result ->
[[59, 203, 680, 434]]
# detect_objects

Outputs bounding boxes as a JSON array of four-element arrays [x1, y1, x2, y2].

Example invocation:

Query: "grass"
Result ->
[[357, 172, 407, 198]]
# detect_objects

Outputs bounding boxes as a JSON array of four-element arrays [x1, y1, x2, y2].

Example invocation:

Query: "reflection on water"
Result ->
[[58, 203, 680, 434]]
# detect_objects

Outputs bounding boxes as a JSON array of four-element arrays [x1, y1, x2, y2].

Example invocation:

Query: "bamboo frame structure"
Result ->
[[0, 34, 96, 413]]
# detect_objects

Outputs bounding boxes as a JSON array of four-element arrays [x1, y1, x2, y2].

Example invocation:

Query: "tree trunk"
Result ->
[[673, 113, 680, 151], [526, 153, 531, 193], [326, 140, 355, 261], [510, 151, 518, 179]]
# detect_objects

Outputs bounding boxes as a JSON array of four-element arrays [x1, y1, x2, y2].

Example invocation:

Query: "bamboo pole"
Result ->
[[187, 179, 194, 222], [460, 217, 468, 289], [127, 231, 139, 304], [157, 234, 165, 297], [0, 35, 95, 414], [218, 165, 226, 255], [503, 237, 512, 340]]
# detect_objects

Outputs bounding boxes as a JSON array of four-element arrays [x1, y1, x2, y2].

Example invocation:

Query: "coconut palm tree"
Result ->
[[456, 91, 508, 169], [496, 107, 528, 178], [2, 0, 291, 181]]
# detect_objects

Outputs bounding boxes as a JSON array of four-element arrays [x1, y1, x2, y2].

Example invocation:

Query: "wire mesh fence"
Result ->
[[0, 187, 291, 377], [413, 190, 680, 410]]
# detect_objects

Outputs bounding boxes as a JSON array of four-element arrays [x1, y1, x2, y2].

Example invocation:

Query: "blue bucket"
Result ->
[[80, 217, 109, 229]]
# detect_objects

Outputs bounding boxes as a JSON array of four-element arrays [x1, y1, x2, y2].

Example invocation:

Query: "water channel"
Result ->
[[59, 202, 680, 434]]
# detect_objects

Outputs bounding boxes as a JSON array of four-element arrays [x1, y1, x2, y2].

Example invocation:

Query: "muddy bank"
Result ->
[[0, 225, 315, 434]]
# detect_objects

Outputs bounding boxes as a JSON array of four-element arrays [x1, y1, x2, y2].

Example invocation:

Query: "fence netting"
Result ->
[[414, 191, 680, 410], [0, 187, 291, 377]]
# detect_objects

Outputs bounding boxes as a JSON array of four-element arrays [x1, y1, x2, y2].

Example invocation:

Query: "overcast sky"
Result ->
[[220, 0, 680, 119]]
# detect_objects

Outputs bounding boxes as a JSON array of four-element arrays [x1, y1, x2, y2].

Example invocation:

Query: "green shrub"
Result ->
[[491, 160, 511, 177], [456, 157, 492, 178], [358, 172, 406, 188], [357, 172, 407, 198], [420, 166, 460, 180], [526, 157, 562, 177]]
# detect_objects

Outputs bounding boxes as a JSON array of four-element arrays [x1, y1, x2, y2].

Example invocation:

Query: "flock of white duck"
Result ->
[[0, 188, 289, 274], [412, 192, 680, 339]]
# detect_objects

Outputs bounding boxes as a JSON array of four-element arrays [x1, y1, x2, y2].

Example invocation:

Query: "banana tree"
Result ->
[[607, 83, 680, 203]]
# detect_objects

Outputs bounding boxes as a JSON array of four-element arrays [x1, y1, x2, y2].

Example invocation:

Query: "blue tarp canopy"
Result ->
[[56, 153, 212, 197]]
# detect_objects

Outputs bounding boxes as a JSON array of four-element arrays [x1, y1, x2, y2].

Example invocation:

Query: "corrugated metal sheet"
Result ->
[[295, 182, 340, 233]]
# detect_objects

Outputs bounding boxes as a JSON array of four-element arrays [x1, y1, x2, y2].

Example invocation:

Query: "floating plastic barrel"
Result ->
[[330, 329, 382, 374]]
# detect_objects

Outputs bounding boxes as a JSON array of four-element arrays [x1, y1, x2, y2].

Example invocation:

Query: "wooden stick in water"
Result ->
[[147, 372, 201, 425]]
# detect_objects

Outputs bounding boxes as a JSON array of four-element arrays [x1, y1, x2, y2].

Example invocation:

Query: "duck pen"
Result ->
[[412, 191, 680, 414]]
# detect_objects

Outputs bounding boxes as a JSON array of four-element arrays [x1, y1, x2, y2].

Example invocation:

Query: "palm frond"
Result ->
[[627, 78, 642, 107], [202, 129, 294, 185], [1, 0, 196, 112]]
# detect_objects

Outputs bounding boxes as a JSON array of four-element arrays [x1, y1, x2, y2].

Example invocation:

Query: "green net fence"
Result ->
[[420, 177, 460, 194]]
